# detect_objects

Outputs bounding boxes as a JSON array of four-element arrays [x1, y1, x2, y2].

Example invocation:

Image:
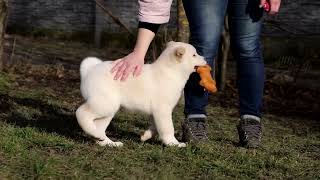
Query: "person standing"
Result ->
[[112, 0, 281, 148]]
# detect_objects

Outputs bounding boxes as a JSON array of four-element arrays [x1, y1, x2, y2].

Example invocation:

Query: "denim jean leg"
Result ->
[[228, 0, 264, 117], [182, 0, 228, 116]]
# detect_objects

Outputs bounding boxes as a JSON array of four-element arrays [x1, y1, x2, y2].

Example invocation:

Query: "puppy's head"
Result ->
[[163, 41, 207, 73]]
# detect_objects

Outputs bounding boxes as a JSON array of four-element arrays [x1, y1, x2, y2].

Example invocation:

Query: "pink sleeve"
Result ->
[[138, 0, 173, 24]]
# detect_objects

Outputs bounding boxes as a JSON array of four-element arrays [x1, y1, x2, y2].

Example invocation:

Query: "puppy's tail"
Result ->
[[80, 57, 102, 78]]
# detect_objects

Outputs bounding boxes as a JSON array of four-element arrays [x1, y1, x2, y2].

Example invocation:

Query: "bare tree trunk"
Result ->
[[0, 0, 7, 70], [177, 0, 189, 43], [217, 15, 230, 91], [94, 3, 104, 48]]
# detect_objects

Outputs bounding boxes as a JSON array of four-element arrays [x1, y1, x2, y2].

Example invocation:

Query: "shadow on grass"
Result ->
[[106, 120, 142, 143], [2, 94, 86, 141], [1, 94, 145, 144]]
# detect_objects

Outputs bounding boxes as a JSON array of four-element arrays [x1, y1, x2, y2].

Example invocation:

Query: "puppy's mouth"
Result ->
[[194, 65, 205, 71], [194, 64, 209, 72]]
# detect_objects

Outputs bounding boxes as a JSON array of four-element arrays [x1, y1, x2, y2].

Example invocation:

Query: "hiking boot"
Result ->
[[182, 115, 209, 142], [237, 115, 262, 148]]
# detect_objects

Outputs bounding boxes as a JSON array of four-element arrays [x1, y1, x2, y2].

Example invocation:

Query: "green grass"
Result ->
[[0, 72, 319, 179]]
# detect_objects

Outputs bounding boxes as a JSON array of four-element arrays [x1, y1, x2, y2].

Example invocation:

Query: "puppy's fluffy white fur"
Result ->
[[76, 41, 207, 147]]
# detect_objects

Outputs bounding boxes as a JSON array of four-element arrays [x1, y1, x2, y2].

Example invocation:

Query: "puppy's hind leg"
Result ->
[[94, 116, 123, 147], [76, 103, 106, 140], [87, 96, 123, 147], [76, 103, 123, 147]]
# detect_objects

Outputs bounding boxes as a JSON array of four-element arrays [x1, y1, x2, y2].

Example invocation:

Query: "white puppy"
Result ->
[[76, 41, 207, 147]]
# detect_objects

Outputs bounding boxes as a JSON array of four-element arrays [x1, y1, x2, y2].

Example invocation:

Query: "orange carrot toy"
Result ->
[[196, 65, 217, 94]]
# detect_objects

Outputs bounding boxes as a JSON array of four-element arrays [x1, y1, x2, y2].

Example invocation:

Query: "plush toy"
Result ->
[[196, 65, 217, 93]]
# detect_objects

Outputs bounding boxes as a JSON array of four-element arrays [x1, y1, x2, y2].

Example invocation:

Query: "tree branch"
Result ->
[[94, 0, 134, 36]]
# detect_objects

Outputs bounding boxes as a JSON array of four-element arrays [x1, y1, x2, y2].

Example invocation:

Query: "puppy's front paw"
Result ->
[[177, 142, 187, 147], [162, 136, 187, 147], [96, 140, 124, 147], [110, 142, 124, 147], [166, 142, 187, 148]]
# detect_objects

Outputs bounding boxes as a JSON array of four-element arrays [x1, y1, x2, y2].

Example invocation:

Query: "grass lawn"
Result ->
[[0, 65, 319, 179]]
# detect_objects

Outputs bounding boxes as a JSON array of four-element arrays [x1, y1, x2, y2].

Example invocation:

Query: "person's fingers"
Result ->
[[111, 59, 123, 73], [259, 0, 266, 8], [114, 62, 127, 80], [120, 66, 134, 81], [132, 66, 139, 77], [120, 73, 130, 81], [269, 0, 281, 15], [133, 65, 142, 77]]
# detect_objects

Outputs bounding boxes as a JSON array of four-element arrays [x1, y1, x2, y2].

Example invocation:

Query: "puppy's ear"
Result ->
[[175, 46, 185, 59], [166, 41, 175, 47]]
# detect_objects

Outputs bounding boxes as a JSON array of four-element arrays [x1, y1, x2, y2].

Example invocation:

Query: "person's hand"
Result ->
[[111, 51, 144, 81], [260, 0, 281, 15]]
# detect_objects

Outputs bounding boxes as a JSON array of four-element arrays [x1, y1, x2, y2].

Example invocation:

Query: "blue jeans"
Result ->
[[183, 0, 265, 118]]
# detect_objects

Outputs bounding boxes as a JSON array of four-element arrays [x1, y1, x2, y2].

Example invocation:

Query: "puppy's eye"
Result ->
[[193, 54, 196, 57]]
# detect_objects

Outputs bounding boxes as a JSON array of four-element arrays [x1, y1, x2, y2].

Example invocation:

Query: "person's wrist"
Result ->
[[132, 49, 146, 61]]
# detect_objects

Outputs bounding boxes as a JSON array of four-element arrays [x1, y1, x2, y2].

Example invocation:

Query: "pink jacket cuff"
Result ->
[[138, 0, 173, 24]]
